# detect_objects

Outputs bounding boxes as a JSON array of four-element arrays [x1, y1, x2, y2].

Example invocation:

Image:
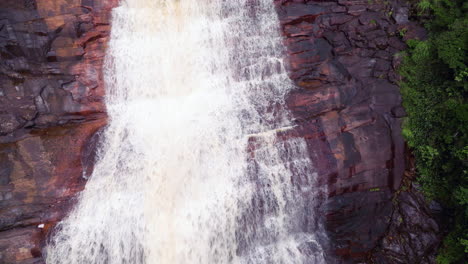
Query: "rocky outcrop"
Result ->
[[370, 150, 443, 264], [274, 0, 440, 263], [0, 0, 117, 263]]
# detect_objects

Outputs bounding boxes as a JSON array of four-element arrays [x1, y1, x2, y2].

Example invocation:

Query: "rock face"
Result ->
[[0, 0, 117, 263], [0, 0, 441, 263], [274, 0, 440, 263]]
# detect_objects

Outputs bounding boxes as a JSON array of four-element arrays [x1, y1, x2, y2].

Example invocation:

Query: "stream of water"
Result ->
[[46, 1, 327, 263]]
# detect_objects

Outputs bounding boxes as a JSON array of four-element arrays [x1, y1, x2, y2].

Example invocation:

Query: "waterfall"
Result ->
[[46, 1, 327, 263]]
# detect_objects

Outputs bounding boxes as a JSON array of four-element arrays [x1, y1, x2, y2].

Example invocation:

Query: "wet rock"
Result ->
[[347, 5, 367, 16], [372, 189, 441, 264], [0, 114, 21, 135], [393, 7, 409, 25], [326, 190, 393, 258], [391, 106, 406, 118], [0, 0, 117, 263], [275, 0, 440, 262], [0, 0, 116, 143], [0, 120, 107, 263], [0, 227, 43, 264]]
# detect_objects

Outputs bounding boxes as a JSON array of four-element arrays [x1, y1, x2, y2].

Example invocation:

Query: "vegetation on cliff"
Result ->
[[399, 0, 467, 263]]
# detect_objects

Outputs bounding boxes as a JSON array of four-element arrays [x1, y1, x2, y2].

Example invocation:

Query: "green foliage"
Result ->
[[417, 0, 432, 11], [398, 27, 408, 37], [437, 227, 466, 264], [399, 0, 468, 263]]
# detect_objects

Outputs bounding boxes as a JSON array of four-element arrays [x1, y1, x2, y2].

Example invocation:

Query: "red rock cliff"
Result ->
[[0, 0, 117, 263], [0, 0, 440, 263], [275, 0, 440, 263]]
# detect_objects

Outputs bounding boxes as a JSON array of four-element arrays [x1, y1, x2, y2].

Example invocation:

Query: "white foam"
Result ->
[[45, 1, 327, 263]]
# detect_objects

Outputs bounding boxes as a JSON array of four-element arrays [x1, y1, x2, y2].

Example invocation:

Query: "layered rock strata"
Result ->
[[0, 0, 117, 263], [274, 0, 440, 263]]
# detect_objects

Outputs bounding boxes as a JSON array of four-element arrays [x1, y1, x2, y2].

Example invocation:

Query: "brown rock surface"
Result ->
[[0, 0, 117, 263], [0, 0, 116, 141], [274, 0, 440, 263]]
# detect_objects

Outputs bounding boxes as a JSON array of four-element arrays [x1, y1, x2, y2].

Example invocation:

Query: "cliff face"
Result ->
[[0, 0, 440, 263], [275, 0, 440, 263], [0, 0, 117, 263]]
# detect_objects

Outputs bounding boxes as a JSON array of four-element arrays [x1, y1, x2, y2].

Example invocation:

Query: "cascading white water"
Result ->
[[46, 1, 327, 263]]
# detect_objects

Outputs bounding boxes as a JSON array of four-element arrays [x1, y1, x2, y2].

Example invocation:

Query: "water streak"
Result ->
[[46, 1, 327, 263]]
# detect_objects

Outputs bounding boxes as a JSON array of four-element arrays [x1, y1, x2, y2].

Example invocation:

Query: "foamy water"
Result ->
[[46, 1, 327, 263]]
